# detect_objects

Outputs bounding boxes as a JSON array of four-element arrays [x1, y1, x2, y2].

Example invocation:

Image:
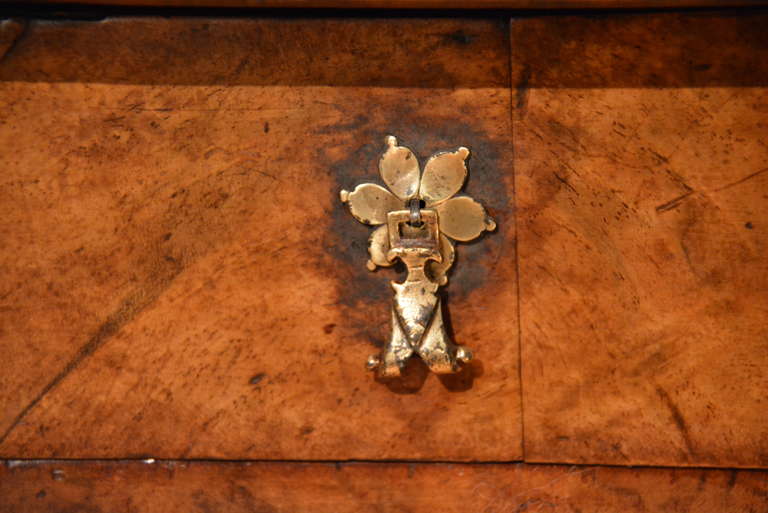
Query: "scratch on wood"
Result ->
[[714, 167, 768, 193], [657, 167, 768, 214], [655, 191, 694, 213]]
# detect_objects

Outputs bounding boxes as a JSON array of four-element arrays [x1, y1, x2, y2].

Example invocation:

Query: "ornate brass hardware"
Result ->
[[340, 136, 495, 378]]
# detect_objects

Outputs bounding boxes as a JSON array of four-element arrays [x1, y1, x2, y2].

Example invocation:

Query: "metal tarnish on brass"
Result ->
[[340, 136, 496, 378]]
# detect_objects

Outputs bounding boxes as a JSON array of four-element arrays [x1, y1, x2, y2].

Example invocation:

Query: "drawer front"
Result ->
[[513, 13, 768, 468], [0, 16, 521, 460]]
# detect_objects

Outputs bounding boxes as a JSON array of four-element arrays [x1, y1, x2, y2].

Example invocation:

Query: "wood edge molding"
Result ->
[[2, 460, 767, 513], [3, 0, 768, 10]]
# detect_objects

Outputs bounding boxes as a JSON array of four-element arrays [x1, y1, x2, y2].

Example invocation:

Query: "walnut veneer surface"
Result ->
[[0, 16, 520, 460], [0, 7, 767, 513], [514, 13, 768, 468]]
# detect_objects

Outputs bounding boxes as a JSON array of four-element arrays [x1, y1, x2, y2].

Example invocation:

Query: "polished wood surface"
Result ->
[[513, 13, 768, 467], [0, 11, 767, 513], [0, 16, 521, 460], [2, 461, 767, 513]]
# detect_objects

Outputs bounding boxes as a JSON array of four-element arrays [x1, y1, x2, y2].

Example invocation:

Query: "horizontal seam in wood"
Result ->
[[2, 458, 767, 472]]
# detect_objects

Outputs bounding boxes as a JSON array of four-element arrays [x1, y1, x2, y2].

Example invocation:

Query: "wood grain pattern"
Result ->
[[1, 460, 767, 513], [0, 17, 520, 460], [0, 17, 508, 87], [513, 13, 768, 467]]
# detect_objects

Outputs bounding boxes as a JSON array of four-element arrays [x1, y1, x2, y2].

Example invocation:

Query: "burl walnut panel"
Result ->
[[1, 460, 767, 513], [0, 17, 520, 459], [514, 13, 768, 467]]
